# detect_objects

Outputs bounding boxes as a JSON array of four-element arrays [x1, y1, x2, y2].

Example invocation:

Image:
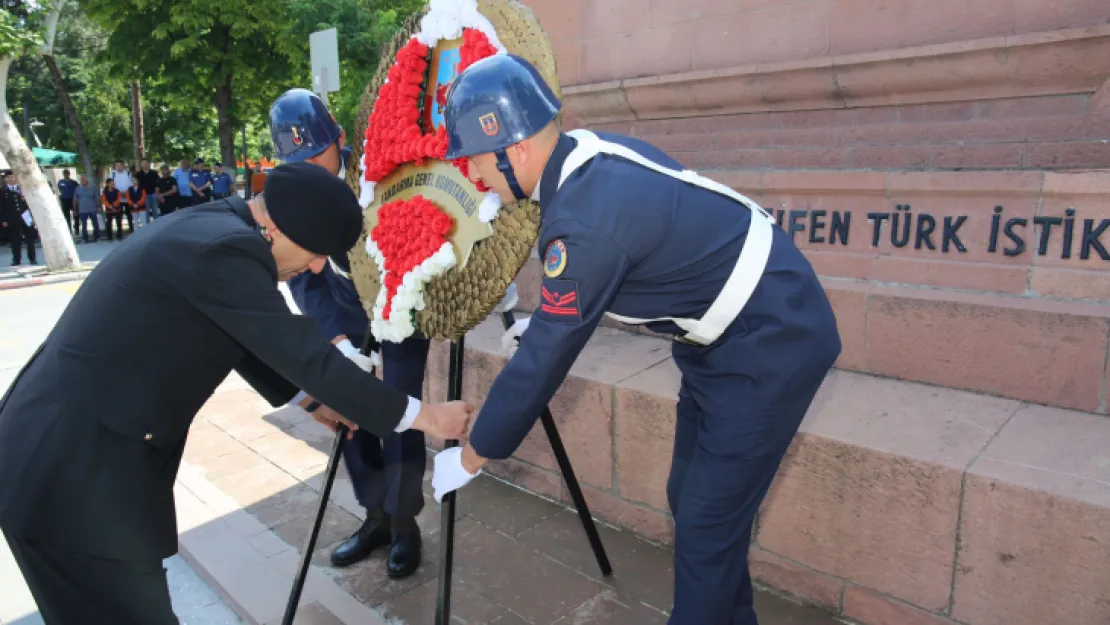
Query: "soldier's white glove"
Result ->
[[432, 447, 481, 503], [492, 283, 518, 313], [337, 339, 381, 372], [500, 316, 530, 358]]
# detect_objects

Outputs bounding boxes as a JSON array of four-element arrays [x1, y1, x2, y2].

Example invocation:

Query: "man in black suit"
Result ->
[[0, 162, 473, 624], [1, 171, 37, 265]]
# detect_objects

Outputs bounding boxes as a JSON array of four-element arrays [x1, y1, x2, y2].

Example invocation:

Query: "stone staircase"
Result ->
[[420, 242, 1110, 625]]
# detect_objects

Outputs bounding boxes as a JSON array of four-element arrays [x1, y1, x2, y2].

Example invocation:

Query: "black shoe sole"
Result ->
[[387, 559, 421, 580]]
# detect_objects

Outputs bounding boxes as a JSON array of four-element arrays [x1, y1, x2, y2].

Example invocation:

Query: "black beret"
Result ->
[[263, 162, 364, 257]]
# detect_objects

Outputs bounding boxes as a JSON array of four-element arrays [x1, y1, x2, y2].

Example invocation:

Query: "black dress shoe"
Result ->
[[387, 530, 422, 579], [330, 516, 391, 568]]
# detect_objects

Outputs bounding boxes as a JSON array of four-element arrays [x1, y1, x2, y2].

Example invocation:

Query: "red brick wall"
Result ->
[[519, 0, 1110, 171], [524, 0, 1110, 84], [588, 96, 1108, 171], [509, 0, 1110, 294]]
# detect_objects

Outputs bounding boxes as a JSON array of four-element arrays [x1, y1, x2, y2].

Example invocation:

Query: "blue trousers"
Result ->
[[343, 338, 430, 518], [665, 322, 837, 624]]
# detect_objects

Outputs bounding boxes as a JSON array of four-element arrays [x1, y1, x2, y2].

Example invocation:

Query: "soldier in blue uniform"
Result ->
[[431, 56, 842, 625], [269, 88, 428, 578]]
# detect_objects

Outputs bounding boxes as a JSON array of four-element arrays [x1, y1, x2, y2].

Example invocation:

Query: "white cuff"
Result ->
[[394, 397, 421, 432], [289, 390, 308, 407], [336, 339, 358, 357], [492, 283, 518, 313]]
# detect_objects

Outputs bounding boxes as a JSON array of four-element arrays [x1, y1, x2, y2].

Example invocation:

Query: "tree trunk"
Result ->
[[214, 76, 235, 177], [0, 57, 80, 272], [242, 125, 251, 199], [131, 80, 144, 165], [41, 54, 97, 187]]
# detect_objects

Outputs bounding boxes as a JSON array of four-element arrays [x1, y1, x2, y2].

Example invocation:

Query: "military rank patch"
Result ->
[[544, 239, 567, 278], [541, 280, 581, 319]]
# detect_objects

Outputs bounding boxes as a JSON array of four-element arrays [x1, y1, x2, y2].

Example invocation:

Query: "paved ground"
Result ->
[[0, 254, 845, 625], [0, 236, 114, 290]]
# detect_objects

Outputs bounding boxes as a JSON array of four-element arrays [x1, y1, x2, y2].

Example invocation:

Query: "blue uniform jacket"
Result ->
[[287, 255, 372, 349], [468, 132, 839, 460]]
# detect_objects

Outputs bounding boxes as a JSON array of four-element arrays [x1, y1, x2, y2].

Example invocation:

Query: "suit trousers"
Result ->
[[343, 337, 430, 519], [5, 533, 177, 625], [9, 224, 36, 264], [665, 335, 830, 625]]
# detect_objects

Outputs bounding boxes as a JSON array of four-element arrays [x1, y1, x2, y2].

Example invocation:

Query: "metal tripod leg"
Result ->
[[500, 311, 613, 576], [281, 329, 376, 625], [435, 338, 465, 625], [281, 423, 347, 625]]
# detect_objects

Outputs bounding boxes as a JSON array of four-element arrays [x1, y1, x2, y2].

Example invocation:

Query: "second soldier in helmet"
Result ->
[[269, 88, 428, 579]]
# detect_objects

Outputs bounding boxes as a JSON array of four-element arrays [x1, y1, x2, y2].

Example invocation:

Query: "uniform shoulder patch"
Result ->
[[544, 239, 568, 278], [540, 279, 581, 320]]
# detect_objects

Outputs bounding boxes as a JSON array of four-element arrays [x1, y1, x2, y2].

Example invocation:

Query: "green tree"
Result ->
[[288, 0, 425, 134], [81, 0, 303, 172], [1, 0, 81, 271]]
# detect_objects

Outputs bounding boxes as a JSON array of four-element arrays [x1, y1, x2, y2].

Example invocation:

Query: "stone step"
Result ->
[[179, 374, 844, 625], [423, 315, 1110, 625], [511, 254, 1110, 415]]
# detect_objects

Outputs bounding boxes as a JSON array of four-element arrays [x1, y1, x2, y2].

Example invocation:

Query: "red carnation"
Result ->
[[371, 195, 455, 320], [361, 28, 501, 192]]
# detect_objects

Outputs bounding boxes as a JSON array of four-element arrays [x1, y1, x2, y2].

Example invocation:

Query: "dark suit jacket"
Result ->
[[1, 185, 31, 229], [0, 197, 409, 561]]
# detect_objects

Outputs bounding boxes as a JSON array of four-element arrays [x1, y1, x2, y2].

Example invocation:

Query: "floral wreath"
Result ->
[[358, 0, 507, 343]]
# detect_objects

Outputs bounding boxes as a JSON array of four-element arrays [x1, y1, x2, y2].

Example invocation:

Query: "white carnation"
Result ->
[[477, 193, 502, 223]]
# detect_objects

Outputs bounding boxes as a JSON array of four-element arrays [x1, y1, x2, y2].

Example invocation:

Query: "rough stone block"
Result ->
[[1013, 0, 1110, 34], [580, 23, 694, 83], [580, 0, 651, 38], [570, 484, 675, 546], [1030, 267, 1110, 301], [520, 0, 583, 42], [758, 371, 1019, 612], [764, 148, 849, 169], [869, 257, 1029, 294], [1035, 171, 1110, 271], [484, 456, 564, 503], [515, 373, 615, 491], [879, 172, 1042, 266], [829, 0, 1014, 55], [762, 190, 884, 257], [866, 287, 1110, 411], [823, 281, 870, 371], [1025, 141, 1110, 169], [461, 317, 670, 492], [975, 94, 1090, 119], [848, 146, 932, 169], [804, 251, 877, 281], [691, 0, 829, 70], [648, 0, 767, 29], [953, 405, 1110, 625], [930, 144, 1025, 169], [842, 587, 957, 625], [613, 359, 682, 511], [749, 548, 844, 611], [551, 39, 581, 86]]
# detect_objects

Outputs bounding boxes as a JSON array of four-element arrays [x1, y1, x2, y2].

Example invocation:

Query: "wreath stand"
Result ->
[[435, 310, 613, 624], [282, 316, 613, 625]]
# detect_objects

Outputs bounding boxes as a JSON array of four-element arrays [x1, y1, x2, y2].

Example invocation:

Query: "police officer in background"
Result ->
[[430, 56, 842, 625], [268, 88, 429, 578], [2, 172, 37, 265]]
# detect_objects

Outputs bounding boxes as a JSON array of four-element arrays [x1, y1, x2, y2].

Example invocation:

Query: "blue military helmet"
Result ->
[[269, 88, 344, 163], [444, 54, 561, 200]]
